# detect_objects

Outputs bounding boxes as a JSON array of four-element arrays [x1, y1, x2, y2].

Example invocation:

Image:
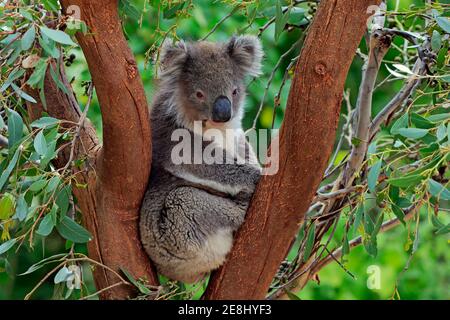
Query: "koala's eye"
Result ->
[[232, 88, 238, 96], [196, 90, 205, 99]]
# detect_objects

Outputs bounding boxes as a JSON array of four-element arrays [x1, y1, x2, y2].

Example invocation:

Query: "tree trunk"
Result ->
[[26, 0, 159, 299], [205, 0, 382, 300]]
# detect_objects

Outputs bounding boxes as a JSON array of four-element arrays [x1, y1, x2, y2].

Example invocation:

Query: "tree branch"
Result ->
[[204, 0, 382, 300], [59, 0, 157, 299], [342, 29, 391, 186]]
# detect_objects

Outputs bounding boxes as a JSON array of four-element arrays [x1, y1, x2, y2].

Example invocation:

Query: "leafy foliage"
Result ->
[[0, 0, 449, 300]]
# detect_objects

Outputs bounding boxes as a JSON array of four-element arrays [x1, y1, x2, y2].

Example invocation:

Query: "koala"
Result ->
[[139, 35, 263, 283]]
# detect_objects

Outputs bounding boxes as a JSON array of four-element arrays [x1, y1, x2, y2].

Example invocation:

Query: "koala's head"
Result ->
[[158, 35, 263, 129]]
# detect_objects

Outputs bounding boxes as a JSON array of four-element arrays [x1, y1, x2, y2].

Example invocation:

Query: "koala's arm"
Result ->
[[164, 142, 261, 196]]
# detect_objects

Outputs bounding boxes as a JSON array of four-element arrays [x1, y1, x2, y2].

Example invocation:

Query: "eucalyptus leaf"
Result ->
[[388, 174, 424, 188], [56, 216, 92, 243], [428, 179, 450, 200], [431, 30, 442, 52], [436, 16, 450, 33], [0, 148, 20, 191], [302, 223, 315, 262], [34, 130, 48, 156], [21, 26, 36, 51], [11, 83, 37, 103], [397, 128, 429, 139], [27, 59, 48, 87], [31, 116, 59, 129], [40, 26, 77, 46], [7, 108, 24, 148], [0, 239, 17, 255], [14, 194, 28, 222], [36, 214, 55, 236], [0, 193, 15, 220], [368, 159, 382, 192]]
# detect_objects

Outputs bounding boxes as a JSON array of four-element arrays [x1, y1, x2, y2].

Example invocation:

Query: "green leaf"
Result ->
[[389, 186, 399, 203], [428, 179, 450, 200], [274, 2, 290, 42], [428, 113, 450, 122], [0, 148, 20, 191], [34, 130, 48, 156], [11, 83, 37, 103], [39, 26, 77, 46], [46, 176, 61, 193], [286, 291, 301, 300], [31, 116, 59, 129], [20, 9, 33, 21], [1, 68, 25, 92], [0, 193, 15, 220], [342, 233, 350, 257], [49, 62, 70, 95], [0, 115, 5, 130], [36, 213, 55, 236], [18, 253, 67, 275], [388, 174, 424, 188], [41, 0, 60, 11], [163, 2, 186, 19], [27, 59, 48, 87], [390, 113, 409, 134], [431, 30, 442, 52], [14, 194, 28, 222], [368, 159, 382, 192], [56, 186, 71, 218], [29, 179, 47, 192], [363, 236, 378, 257], [302, 223, 315, 262], [120, 267, 152, 295], [288, 7, 306, 25], [411, 113, 434, 129], [435, 223, 450, 235], [436, 16, 450, 33], [436, 124, 447, 141], [56, 216, 92, 243], [353, 205, 364, 231], [38, 35, 60, 59], [7, 109, 24, 148], [0, 239, 17, 255], [21, 26, 36, 51], [397, 128, 429, 139], [391, 204, 406, 226]]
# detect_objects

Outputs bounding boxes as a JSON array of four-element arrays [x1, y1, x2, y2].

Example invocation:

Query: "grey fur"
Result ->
[[140, 36, 263, 283]]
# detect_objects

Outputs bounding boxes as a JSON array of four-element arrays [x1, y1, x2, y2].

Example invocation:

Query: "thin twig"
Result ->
[[200, 5, 241, 41], [312, 204, 419, 274], [324, 90, 353, 176], [250, 38, 302, 131], [60, 82, 94, 173]]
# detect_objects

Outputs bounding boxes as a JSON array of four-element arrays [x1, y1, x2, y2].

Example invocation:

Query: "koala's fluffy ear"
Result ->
[[159, 39, 188, 75], [226, 35, 263, 77]]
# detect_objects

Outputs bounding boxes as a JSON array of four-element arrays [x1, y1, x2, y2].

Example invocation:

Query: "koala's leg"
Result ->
[[154, 186, 247, 283]]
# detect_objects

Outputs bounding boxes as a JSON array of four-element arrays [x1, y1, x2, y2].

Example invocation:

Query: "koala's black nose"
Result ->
[[212, 96, 232, 122]]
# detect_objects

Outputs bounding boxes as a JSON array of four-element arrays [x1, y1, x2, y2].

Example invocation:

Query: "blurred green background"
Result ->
[[0, 0, 448, 299]]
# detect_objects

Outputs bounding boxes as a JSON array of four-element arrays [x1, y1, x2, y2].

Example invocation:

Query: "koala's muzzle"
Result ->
[[212, 96, 232, 122]]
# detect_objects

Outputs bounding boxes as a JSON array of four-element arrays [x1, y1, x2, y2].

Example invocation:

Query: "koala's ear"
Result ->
[[159, 39, 188, 74], [226, 35, 263, 77]]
